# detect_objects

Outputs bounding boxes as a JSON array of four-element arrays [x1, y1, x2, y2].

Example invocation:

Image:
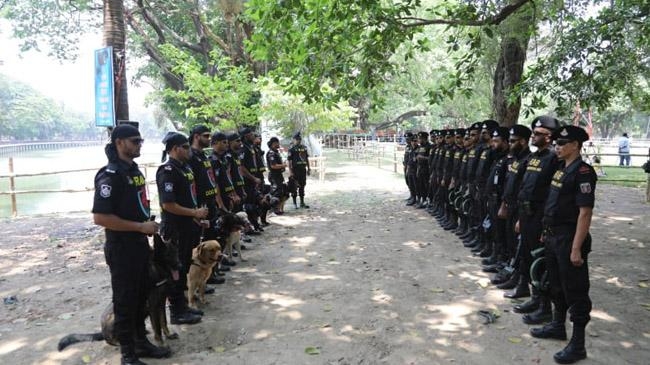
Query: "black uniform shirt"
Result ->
[[518, 147, 559, 203], [209, 151, 235, 194], [485, 150, 509, 198], [503, 148, 531, 205], [466, 143, 485, 184], [254, 144, 267, 177], [266, 148, 285, 178], [241, 141, 259, 174], [92, 159, 150, 242], [453, 148, 465, 183], [544, 159, 597, 226], [416, 142, 431, 170], [156, 158, 198, 226], [227, 150, 246, 192], [188, 147, 218, 205], [288, 144, 309, 169], [403, 144, 412, 167], [458, 148, 469, 184], [475, 147, 496, 191]]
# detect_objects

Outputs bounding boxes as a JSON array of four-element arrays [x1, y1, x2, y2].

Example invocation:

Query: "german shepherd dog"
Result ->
[[58, 234, 180, 351], [214, 213, 248, 266]]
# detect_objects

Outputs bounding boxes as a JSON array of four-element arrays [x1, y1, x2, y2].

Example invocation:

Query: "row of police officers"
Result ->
[[92, 124, 311, 365], [402, 117, 596, 364]]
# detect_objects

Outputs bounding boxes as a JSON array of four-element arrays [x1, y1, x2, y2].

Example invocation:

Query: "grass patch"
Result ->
[[597, 165, 648, 187]]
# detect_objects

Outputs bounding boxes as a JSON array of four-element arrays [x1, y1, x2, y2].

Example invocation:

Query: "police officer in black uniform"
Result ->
[[473, 120, 500, 257], [226, 132, 246, 212], [287, 133, 311, 209], [492, 125, 532, 288], [239, 128, 264, 231], [530, 125, 596, 364], [415, 131, 431, 208], [481, 126, 510, 272], [266, 137, 288, 214], [403, 132, 416, 205], [513, 116, 561, 325], [156, 132, 207, 325], [93, 125, 170, 365], [210, 132, 240, 212]]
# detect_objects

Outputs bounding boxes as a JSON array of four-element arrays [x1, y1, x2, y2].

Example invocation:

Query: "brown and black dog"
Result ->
[[58, 234, 179, 351], [187, 240, 221, 309]]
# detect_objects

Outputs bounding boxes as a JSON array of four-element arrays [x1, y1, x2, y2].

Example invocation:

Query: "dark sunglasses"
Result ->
[[555, 138, 573, 146], [127, 137, 144, 145]]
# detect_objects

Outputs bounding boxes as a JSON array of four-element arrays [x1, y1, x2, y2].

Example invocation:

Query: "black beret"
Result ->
[[509, 125, 532, 139], [492, 126, 510, 140], [110, 124, 140, 143], [293, 133, 302, 140], [481, 119, 500, 132], [429, 129, 437, 135], [418, 131, 429, 138], [531, 116, 560, 131], [162, 132, 189, 151], [455, 128, 466, 136], [211, 132, 227, 144], [552, 125, 589, 143], [239, 127, 252, 136], [190, 124, 210, 136], [227, 132, 241, 142]]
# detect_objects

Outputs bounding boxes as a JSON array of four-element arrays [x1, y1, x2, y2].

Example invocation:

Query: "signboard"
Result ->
[[94, 47, 115, 127]]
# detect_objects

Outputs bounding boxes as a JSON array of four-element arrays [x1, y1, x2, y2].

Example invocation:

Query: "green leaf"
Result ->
[[305, 346, 321, 355]]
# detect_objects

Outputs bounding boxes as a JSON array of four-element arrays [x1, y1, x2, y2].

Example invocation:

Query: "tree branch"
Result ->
[[125, 11, 185, 91], [397, 0, 533, 27], [374, 110, 428, 130], [137, 0, 204, 54]]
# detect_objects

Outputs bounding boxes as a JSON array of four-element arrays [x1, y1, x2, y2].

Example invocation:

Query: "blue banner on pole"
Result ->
[[94, 47, 115, 127]]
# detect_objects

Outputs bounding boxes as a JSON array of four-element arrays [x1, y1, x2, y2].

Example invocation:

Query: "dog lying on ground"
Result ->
[[187, 240, 221, 309], [58, 234, 179, 350]]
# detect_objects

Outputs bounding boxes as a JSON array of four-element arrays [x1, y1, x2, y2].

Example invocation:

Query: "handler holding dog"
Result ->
[[156, 132, 207, 326], [92, 124, 170, 365]]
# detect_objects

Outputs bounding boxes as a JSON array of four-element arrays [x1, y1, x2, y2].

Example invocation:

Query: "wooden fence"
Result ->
[[0, 155, 327, 217]]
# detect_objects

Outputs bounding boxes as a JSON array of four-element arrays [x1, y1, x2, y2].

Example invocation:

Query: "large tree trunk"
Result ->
[[104, 0, 129, 122], [492, 2, 532, 127], [492, 36, 528, 127]]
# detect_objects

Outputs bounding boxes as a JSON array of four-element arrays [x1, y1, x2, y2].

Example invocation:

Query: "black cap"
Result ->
[[455, 128, 466, 136], [531, 115, 560, 131], [267, 136, 279, 148], [227, 132, 241, 142], [190, 124, 210, 137], [293, 132, 302, 140], [210, 132, 228, 144], [492, 126, 510, 140], [468, 122, 482, 131], [509, 125, 532, 139], [552, 126, 589, 143], [481, 119, 499, 132], [239, 127, 253, 136], [429, 129, 437, 135], [418, 131, 429, 138], [162, 132, 189, 151], [110, 124, 140, 143]]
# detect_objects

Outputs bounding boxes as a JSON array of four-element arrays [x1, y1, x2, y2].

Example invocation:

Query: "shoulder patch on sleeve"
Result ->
[[579, 182, 592, 194], [164, 182, 173, 192], [578, 165, 591, 174], [100, 184, 112, 198], [164, 165, 173, 171]]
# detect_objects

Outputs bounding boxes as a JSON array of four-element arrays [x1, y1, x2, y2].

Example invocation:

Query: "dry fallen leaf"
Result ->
[[214, 346, 226, 353], [508, 337, 522, 344], [638, 282, 648, 288], [431, 288, 445, 293]]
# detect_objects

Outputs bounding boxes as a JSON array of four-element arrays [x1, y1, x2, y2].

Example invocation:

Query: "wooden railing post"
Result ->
[[393, 145, 397, 173], [9, 157, 17, 217]]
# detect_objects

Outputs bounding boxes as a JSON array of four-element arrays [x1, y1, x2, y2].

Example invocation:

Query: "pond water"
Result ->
[[0, 144, 162, 218]]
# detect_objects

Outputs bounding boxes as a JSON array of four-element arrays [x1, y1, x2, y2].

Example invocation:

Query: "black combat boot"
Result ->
[[121, 345, 147, 365], [134, 336, 172, 358], [553, 323, 587, 364], [514, 287, 542, 313], [523, 296, 553, 324], [406, 196, 416, 206], [494, 267, 517, 287], [530, 310, 567, 340], [300, 196, 310, 208], [504, 276, 530, 298]]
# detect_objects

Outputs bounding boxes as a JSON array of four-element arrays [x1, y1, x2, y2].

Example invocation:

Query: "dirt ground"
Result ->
[[1, 151, 649, 365]]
